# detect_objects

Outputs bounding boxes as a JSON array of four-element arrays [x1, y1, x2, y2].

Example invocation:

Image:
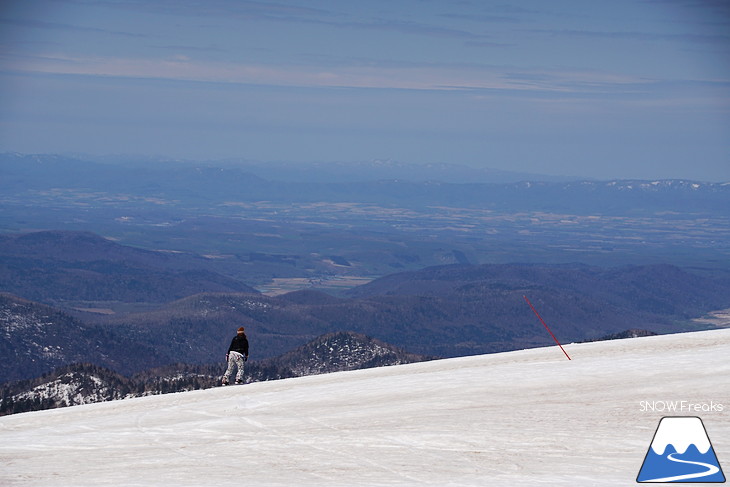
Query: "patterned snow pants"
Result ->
[[223, 351, 245, 383]]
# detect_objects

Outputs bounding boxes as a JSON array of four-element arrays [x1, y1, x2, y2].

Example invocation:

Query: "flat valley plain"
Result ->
[[3, 193, 729, 295]]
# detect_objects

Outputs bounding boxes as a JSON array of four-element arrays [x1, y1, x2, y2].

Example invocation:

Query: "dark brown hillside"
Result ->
[[0, 231, 258, 304], [345, 263, 730, 318], [0, 231, 186, 265]]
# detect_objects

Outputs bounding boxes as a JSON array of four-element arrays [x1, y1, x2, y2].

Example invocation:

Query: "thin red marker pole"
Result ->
[[523, 295, 571, 360]]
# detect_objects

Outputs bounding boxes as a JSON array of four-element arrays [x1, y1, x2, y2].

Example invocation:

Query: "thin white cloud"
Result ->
[[0, 17, 148, 39], [3, 52, 655, 96], [532, 28, 730, 45], [104, 0, 488, 41]]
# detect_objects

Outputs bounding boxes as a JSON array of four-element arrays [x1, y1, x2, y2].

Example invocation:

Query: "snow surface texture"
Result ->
[[1, 329, 728, 486]]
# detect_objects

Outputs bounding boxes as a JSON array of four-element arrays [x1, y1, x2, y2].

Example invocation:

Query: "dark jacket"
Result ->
[[228, 334, 249, 357]]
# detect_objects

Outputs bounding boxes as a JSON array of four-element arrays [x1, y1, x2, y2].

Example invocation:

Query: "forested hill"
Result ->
[[0, 231, 258, 304], [0, 293, 164, 381], [345, 263, 730, 321]]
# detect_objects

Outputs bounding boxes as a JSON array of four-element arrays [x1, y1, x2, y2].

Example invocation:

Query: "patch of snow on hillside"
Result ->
[[0, 308, 52, 334]]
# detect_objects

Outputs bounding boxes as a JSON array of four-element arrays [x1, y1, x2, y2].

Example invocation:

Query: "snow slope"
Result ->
[[1, 329, 728, 486]]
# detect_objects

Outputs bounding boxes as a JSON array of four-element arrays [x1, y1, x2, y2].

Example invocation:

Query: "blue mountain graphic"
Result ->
[[637, 443, 726, 483]]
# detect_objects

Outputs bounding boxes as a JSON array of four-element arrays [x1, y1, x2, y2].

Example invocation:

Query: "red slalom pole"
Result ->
[[523, 295, 572, 360]]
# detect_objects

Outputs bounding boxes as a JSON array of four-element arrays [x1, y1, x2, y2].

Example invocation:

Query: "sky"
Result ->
[[0, 0, 728, 181]]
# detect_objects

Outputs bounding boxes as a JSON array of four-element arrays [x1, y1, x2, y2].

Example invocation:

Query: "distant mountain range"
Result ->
[[2, 152, 728, 214], [212, 158, 572, 183], [2, 152, 571, 186]]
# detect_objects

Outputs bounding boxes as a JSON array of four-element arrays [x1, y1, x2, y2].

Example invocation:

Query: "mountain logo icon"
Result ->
[[637, 416, 726, 483]]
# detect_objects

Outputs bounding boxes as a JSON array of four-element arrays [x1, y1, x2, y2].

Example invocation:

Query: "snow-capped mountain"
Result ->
[[3, 153, 728, 214], [0, 364, 135, 414], [270, 331, 433, 377]]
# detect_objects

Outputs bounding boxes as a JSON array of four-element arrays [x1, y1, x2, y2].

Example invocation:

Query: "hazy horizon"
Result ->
[[1, 1, 728, 181]]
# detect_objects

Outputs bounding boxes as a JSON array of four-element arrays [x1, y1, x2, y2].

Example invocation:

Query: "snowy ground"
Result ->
[[1, 328, 728, 486]]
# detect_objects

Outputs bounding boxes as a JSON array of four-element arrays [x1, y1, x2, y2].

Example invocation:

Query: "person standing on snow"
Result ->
[[222, 326, 249, 385]]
